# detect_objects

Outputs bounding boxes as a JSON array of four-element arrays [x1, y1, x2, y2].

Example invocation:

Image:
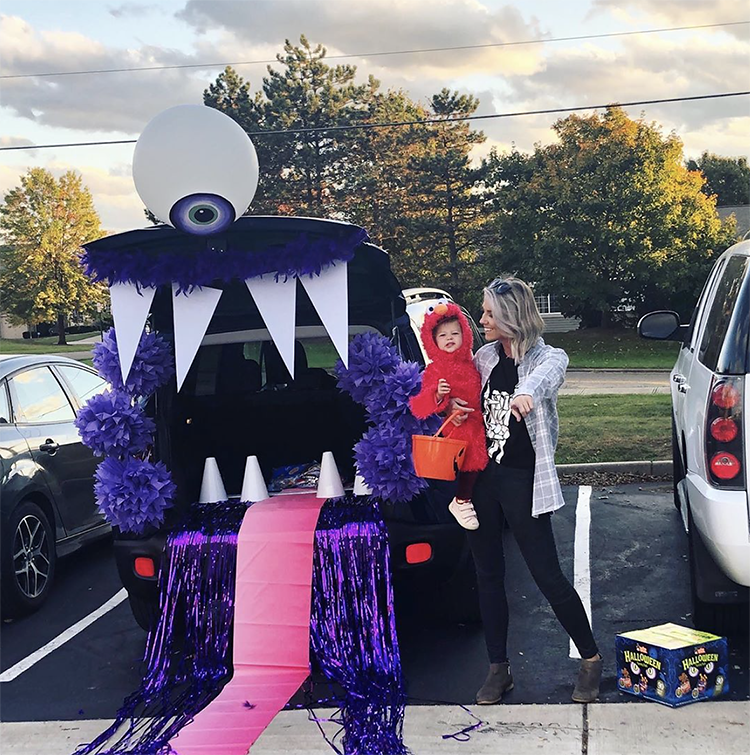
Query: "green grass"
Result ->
[[556, 393, 672, 464], [1, 333, 97, 354], [544, 328, 679, 369]]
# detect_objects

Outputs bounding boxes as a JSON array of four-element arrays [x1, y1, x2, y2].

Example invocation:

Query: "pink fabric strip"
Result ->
[[170, 492, 325, 755]]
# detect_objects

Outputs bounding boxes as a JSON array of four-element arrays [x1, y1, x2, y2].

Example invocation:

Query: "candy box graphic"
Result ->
[[615, 623, 728, 707]]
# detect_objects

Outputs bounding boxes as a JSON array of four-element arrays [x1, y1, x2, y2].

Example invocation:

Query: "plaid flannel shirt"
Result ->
[[473, 338, 568, 517]]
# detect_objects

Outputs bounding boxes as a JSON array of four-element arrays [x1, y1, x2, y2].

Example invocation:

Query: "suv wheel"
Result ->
[[1, 500, 57, 619], [437, 548, 481, 624], [688, 508, 747, 637], [128, 593, 159, 632]]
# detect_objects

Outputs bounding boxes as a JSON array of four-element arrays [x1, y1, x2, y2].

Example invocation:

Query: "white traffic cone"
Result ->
[[240, 455, 269, 503], [317, 451, 345, 499], [199, 457, 228, 503], [353, 470, 372, 496]]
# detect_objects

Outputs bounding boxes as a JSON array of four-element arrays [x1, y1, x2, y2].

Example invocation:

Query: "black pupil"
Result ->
[[194, 207, 216, 223]]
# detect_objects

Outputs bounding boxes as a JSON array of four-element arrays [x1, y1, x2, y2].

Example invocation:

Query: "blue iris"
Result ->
[[169, 193, 235, 236]]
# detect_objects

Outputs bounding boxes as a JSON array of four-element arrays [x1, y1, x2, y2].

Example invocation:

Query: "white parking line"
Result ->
[[0, 588, 128, 683], [570, 485, 592, 659]]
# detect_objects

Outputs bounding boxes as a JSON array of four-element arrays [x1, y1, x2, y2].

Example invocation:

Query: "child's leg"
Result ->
[[456, 471, 479, 501]]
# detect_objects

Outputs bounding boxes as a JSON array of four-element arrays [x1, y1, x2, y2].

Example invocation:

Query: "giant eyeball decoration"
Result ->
[[133, 104, 259, 236]]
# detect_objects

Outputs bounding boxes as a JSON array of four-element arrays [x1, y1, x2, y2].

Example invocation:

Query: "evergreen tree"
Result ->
[[686, 152, 750, 206]]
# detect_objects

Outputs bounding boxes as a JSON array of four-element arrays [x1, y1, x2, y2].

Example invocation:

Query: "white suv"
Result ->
[[639, 240, 749, 635]]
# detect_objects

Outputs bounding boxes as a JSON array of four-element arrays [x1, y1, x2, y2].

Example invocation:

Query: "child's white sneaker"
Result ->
[[449, 498, 479, 530]]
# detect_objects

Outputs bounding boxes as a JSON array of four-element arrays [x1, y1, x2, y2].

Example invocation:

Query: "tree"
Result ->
[[0, 168, 106, 344], [686, 152, 750, 206], [486, 107, 736, 326]]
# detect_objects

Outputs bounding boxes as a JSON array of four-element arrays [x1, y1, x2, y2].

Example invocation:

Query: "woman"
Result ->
[[450, 277, 601, 705]]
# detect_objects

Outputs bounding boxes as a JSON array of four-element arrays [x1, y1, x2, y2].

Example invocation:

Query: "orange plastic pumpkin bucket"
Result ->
[[412, 412, 468, 481]]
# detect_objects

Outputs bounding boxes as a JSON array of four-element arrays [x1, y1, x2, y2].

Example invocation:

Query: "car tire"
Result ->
[[128, 592, 159, 632], [687, 508, 747, 637], [1, 500, 57, 620]]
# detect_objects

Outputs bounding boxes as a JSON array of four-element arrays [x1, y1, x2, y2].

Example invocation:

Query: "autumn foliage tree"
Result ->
[[0, 168, 106, 344], [486, 107, 737, 325]]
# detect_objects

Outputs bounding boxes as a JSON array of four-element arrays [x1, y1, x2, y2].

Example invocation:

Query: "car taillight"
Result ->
[[134, 556, 156, 578], [405, 542, 432, 564], [706, 376, 745, 489]]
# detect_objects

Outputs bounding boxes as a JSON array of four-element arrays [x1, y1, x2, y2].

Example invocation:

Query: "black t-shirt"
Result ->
[[482, 345, 536, 469]]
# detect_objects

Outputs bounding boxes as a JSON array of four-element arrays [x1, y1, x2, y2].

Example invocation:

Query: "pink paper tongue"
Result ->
[[169, 492, 325, 754]]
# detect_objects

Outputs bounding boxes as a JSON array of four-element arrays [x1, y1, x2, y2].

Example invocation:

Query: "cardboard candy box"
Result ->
[[615, 623, 729, 707]]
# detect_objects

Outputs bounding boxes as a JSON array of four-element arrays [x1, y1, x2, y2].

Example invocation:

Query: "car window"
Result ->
[[56, 365, 108, 405], [10, 367, 76, 423], [0, 381, 10, 423], [685, 258, 725, 351], [698, 255, 750, 373]]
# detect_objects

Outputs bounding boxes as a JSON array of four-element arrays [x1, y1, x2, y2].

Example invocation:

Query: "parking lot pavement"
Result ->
[[1, 483, 747, 753]]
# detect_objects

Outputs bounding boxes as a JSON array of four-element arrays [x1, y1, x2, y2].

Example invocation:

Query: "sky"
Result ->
[[0, 0, 748, 233]]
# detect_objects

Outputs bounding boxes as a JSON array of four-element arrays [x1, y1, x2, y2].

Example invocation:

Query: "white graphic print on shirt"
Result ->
[[483, 381, 513, 464]]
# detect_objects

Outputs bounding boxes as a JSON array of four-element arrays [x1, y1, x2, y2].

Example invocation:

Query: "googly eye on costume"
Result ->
[[630, 662, 640, 674], [704, 662, 714, 673], [646, 667, 656, 679], [689, 666, 698, 677], [133, 104, 259, 236]]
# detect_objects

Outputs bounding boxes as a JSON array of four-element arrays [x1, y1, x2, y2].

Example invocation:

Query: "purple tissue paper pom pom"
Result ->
[[94, 456, 175, 534], [354, 425, 427, 503], [75, 391, 155, 457], [336, 333, 401, 404], [365, 360, 423, 419], [93, 329, 174, 397]]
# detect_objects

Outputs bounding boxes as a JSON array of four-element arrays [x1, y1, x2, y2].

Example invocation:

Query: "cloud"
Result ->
[[108, 3, 158, 18], [176, 0, 548, 77], [0, 15, 210, 134]]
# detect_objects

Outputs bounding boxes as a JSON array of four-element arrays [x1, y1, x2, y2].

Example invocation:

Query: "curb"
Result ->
[[557, 460, 672, 475]]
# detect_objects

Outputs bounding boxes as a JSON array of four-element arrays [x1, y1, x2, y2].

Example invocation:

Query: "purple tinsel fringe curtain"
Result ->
[[73, 501, 247, 755], [74, 496, 408, 755], [310, 497, 409, 755]]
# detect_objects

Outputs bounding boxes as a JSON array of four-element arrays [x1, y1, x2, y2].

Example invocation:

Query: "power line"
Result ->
[[1, 20, 747, 80], [2, 90, 747, 153]]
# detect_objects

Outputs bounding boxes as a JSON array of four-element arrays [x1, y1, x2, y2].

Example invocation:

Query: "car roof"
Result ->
[[0, 354, 93, 380], [722, 239, 750, 258], [402, 287, 453, 304]]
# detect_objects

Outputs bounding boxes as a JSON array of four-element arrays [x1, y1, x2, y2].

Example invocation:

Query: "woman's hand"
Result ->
[[510, 393, 534, 422], [448, 397, 473, 425]]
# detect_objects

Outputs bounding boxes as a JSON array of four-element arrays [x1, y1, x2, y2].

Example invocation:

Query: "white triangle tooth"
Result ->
[[244, 274, 297, 379], [299, 262, 349, 368], [109, 283, 155, 384], [240, 455, 270, 503], [199, 457, 227, 503], [317, 451, 345, 499], [172, 284, 223, 391]]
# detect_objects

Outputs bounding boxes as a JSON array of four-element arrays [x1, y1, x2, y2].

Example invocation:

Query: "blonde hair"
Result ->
[[483, 277, 544, 363]]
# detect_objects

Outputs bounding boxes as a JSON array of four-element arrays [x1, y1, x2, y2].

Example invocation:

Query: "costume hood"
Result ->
[[419, 301, 474, 363]]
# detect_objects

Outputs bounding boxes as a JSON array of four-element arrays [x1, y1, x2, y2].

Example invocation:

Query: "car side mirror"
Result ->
[[637, 311, 687, 342]]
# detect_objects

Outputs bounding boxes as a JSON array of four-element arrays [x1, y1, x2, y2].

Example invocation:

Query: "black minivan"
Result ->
[[82, 217, 478, 630]]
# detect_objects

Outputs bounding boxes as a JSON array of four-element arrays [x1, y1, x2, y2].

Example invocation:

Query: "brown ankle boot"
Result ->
[[571, 654, 602, 703], [476, 662, 514, 705]]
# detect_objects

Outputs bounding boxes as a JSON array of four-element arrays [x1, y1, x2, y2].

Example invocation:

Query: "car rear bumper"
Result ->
[[686, 472, 750, 587], [115, 516, 467, 612]]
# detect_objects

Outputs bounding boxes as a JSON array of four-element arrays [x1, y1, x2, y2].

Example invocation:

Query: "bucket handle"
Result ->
[[435, 411, 465, 438]]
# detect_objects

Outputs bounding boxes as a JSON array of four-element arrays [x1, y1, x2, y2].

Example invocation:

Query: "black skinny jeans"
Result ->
[[467, 463, 599, 663]]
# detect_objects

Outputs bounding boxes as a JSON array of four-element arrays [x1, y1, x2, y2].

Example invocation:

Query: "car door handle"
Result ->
[[39, 439, 59, 454], [673, 374, 687, 384], [677, 383, 690, 394]]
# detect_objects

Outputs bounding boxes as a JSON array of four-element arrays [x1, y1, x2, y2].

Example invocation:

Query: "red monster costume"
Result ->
[[409, 302, 489, 473]]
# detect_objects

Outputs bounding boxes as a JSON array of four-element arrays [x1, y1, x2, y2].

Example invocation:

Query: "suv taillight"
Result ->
[[706, 376, 745, 488]]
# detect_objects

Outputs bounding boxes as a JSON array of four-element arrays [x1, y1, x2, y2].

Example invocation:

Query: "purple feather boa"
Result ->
[[81, 229, 366, 291]]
